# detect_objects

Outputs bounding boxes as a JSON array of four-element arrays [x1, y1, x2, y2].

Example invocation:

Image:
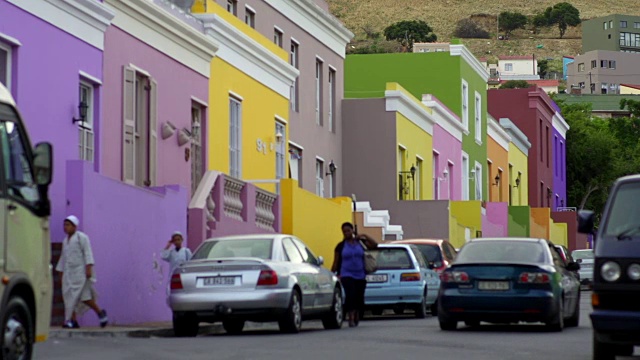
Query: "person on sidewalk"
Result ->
[[55, 215, 108, 329], [161, 231, 193, 276]]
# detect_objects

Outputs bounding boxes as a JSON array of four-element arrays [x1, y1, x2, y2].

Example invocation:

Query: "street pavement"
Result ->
[[36, 291, 638, 360]]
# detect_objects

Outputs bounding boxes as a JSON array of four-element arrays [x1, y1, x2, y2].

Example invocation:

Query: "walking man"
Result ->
[[55, 215, 108, 328]]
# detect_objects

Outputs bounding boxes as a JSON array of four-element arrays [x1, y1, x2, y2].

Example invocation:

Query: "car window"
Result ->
[[191, 238, 273, 260], [415, 244, 443, 263], [292, 238, 319, 265], [455, 241, 547, 264], [282, 238, 304, 264], [571, 250, 594, 260], [411, 247, 428, 268], [371, 248, 414, 270], [602, 181, 640, 237], [549, 245, 566, 267], [443, 242, 457, 260]]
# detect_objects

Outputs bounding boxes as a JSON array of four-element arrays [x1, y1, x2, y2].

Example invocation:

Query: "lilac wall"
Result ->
[[66, 160, 188, 326], [433, 125, 462, 201], [102, 26, 209, 190], [552, 126, 567, 210], [0, 2, 104, 244], [482, 202, 509, 237]]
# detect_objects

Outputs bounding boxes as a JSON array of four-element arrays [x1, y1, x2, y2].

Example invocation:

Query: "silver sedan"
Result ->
[[169, 234, 343, 336]]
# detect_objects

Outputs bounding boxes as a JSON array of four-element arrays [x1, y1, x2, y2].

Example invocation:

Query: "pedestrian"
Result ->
[[55, 215, 108, 329], [161, 231, 193, 276], [331, 222, 378, 327]]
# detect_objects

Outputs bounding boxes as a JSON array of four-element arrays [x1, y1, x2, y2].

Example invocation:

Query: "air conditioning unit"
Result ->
[[168, 0, 196, 10]]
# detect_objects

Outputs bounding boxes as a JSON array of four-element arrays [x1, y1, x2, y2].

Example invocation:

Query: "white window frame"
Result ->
[[226, 0, 237, 15], [474, 91, 482, 143], [505, 63, 513, 72], [415, 157, 422, 200], [462, 152, 469, 201], [315, 58, 323, 126], [191, 104, 204, 195], [461, 79, 469, 131], [328, 67, 336, 133], [275, 120, 286, 194], [229, 97, 242, 179], [474, 161, 483, 201], [0, 42, 12, 91], [315, 158, 324, 197], [78, 81, 95, 162], [432, 152, 438, 200], [290, 40, 299, 112], [274, 27, 283, 48], [244, 6, 255, 28]]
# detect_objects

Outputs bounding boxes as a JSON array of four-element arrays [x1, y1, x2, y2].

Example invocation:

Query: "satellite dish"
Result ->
[[168, 0, 196, 10]]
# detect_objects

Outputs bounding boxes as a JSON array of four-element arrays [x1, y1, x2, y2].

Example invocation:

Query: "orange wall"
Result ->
[[487, 137, 510, 203], [530, 208, 550, 239]]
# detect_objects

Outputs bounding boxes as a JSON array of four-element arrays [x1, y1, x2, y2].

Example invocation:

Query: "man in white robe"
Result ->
[[162, 231, 192, 303], [55, 215, 108, 328]]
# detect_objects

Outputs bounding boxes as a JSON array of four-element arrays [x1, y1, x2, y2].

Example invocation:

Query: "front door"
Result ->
[[190, 105, 204, 196]]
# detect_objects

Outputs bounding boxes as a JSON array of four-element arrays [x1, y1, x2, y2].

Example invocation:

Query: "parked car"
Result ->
[[364, 244, 440, 317], [571, 249, 594, 286], [555, 244, 581, 281], [438, 237, 581, 331], [390, 239, 458, 273], [168, 234, 343, 336], [578, 174, 640, 360]]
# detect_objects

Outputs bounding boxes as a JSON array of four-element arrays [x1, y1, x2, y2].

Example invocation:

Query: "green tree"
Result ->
[[620, 98, 640, 116], [543, 2, 581, 38], [383, 20, 437, 50], [538, 59, 549, 78], [531, 12, 550, 34], [499, 80, 533, 89], [498, 11, 528, 36], [454, 18, 490, 39]]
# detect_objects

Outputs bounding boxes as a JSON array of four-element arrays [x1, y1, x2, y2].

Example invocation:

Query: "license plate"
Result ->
[[477, 281, 509, 291], [366, 274, 388, 283], [203, 276, 238, 286]]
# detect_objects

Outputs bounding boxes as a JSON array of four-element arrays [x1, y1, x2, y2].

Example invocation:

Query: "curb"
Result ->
[[49, 324, 223, 339]]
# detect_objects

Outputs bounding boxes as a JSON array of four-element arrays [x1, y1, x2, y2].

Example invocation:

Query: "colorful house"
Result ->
[[552, 111, 569, 210], [499, 117, 531, 207], [482, 115, 512, 237]]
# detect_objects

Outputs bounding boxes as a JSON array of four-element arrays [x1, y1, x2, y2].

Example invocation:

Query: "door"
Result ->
[[549, 243, 578, 317], [411, 247, 438, 304], [282, 237, 318, 311], [292, 238, 332, 309]]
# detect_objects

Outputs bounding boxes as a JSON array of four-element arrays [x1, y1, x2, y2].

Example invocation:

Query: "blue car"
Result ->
[[364, 244, 440, 318], [438, 238, 581, 331]]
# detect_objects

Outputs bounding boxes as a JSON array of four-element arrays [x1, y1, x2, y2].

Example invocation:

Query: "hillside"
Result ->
[[328, 0, 640, 60]]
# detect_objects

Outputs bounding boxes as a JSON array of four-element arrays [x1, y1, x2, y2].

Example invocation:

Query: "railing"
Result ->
[[255, 189, 277, 230], [223, 176, 244, 221]]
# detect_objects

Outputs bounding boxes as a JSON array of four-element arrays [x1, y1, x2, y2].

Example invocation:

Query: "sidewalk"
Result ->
[[49, 322, 223, 339]]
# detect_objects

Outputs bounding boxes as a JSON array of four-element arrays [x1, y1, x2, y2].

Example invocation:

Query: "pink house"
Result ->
[[422, 94, 464, 201]]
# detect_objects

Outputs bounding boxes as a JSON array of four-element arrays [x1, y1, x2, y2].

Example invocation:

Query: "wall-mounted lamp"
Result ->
[[177, 128, 191, 147], [514, 177, 521, 188], [547, 188, 553, 198], [470, 169, 476, 179], [442, 168, 449, 178], [326, 160, 337, 176], [72, 101, 89, 124], [275, 130, 284, 144], [493, 174, 501, 186], [161, 121, 177, 140]]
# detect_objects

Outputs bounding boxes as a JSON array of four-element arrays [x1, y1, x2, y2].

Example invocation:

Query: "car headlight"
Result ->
[[627, 263, 640, 281], [601, 261, 621, 282]]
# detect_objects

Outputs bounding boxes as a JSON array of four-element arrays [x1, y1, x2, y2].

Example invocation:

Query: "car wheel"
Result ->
[[438, 313, 457, 331], [279, 290, 302, 334], [322, 287, 343, 330], [565, 291, 580, 328], [545, 299, 564, 332], [173, 312, 198, 337], [430, 300, 438, 316], [592, 330, 632, 360], [415, 289, 428, 319], [222, 320, 245, 335], [1, 297, 33, 360]]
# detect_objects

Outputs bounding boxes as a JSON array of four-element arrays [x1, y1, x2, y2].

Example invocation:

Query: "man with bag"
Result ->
[[331, 222, 378, 327]]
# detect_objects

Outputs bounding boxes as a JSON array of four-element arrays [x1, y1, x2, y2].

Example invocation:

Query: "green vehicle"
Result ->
[[0, 83, 54, 359]]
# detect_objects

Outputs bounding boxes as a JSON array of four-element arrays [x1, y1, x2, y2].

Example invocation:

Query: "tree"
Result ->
[[543, 2, 581, 38], [499, 80, 533, 89], [620, 98, 640, 116], [454, 18, 490, 39], [538, 59, 549, 78], [383, 20, 437, 50], [531, 12, 550, 34], [498, 11, 528, 36]]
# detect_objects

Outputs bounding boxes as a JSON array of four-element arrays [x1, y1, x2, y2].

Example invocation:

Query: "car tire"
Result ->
[[1, 297, 34, 360], [414, 289, 428, 319], [279, 290, 302, 334], [322, 287, 343, 330], [565, 291, 580, 328], [592, 330, 633, 360], [545, 299, 564, 332], [438, 313, 457, 331], [430, 301, 438, 316], [173, 312, 198, 337], [222, 320, 245, 335]]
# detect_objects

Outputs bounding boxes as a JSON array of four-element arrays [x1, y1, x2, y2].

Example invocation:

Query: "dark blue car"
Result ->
[[437, 238, 581, 331]]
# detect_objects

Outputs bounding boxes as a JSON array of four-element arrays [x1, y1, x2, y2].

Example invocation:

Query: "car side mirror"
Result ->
[[317, 256, 324, 266], [577, 210, 595, 234], [567, 261, 581, 271], [576, 258, 582, 264], [33, 142, 53, 186], [427, 262, 435, 269]]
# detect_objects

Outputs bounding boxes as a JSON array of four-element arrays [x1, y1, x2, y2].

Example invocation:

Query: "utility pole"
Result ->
[[589, 72, 593, 94], [497, 14, 499, 39]]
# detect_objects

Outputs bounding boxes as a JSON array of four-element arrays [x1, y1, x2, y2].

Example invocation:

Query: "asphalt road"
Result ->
[[36, 291, 638, 360]]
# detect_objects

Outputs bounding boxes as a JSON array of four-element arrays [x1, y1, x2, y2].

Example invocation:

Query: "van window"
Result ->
[[602, 182, 640, 237]]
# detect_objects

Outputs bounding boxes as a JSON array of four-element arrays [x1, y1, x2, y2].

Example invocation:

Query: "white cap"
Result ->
[[65, 215, 79, 227], [172, 231, 183, 238]]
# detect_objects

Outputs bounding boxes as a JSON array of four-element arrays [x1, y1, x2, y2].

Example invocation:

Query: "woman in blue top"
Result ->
[[331, 222, 378, 327]]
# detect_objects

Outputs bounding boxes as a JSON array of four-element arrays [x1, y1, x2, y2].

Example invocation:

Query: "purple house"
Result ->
[[552, 111, 569, 210]]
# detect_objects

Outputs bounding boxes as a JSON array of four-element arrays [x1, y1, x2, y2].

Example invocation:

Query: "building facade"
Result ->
[[497, 55, 538, 77], [499, 117, 531, 207], [487, 116, 510, 204], [566, 50, 640, 94], [582, 14, 640, 53], [552, 112, 569, 210]]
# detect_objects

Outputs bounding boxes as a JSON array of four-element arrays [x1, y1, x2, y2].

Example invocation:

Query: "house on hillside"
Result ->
[[582, 14, 640, 53], [566, 50, 640, 94]]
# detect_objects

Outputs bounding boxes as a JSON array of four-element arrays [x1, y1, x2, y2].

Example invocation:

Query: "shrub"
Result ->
[[454, 18, 490, 39]]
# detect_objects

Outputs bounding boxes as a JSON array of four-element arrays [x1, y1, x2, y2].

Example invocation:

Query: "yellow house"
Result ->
[[386, 83, 435, 200], [498, 117, 531, 206], [193, 1, 298, 193], [487, 115, 510, 203]]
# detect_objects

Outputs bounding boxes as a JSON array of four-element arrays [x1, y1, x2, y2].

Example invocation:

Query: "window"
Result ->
[[634, 22, 640, 29], [432, 153, 438, 200], [416, 157, 423, 200], [462, 153, 469, 201], [609, 60, 616, 69], [292, 238, 319, 265], [620, 32, 640, 47], [620, 21, 628, 28], [474, 162, 482, 200], [554, 135, 558, 176], [290, 41, 299, 112], [275, 121, 286, 194], [191, 104, 204, 195], [578, 63, 585, 72], [604, 22, 608, 30], [600, 60, 608, 68], [328, 68, 336, 133], [229, 97, 242, 179], [474, 92, 482, 142], [244, 6, 255, 28], [315, 158, 324, 197], [540, 182, 544, 207], [0, 114, 39, 206], [610, 20, 613, 28], [122, 66, 157, 187], [398, 146, 406, 200], [0, 42, 11, 90], [315, 59, 323, 126], [288, 144, 302, 187], [461, 80, 469, 130], [591, 60, 597, 69], [282, 238, 304, 264], [546, 125, 550, 168], [498, 168, 503, 202], [273, 27, 283, 48], [78, 82, 95, 162], [226, 0, 237, 16], [508, 164, 513, 205], [601, 82, 608, 94], [447, 162, 454, 200], [505, 63, 513, 71], [560, 141, 565, 180], [539, 119, 543, 162]]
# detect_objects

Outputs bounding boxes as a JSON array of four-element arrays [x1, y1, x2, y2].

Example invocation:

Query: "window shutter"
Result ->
[[149, 78, 158, 186], [122, 66, 136, 184]]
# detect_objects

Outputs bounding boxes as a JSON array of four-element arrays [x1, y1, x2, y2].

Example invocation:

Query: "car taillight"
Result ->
[[170, 274, 183, 290], [518, 272, 550, 284], [257, 270, 278, 286], [401, 272, 421, 281], [440, 271, 469, 283]]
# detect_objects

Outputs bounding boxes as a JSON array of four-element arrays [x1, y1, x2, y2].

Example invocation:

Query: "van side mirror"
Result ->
[[577, 210, 595, 234], [33, 142, 53, 186]]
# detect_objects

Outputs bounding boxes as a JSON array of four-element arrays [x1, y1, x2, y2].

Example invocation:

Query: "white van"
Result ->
[[0, 83, 53, 359]]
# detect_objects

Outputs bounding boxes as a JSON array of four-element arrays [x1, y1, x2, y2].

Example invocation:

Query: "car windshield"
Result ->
[[455, 241, 547, 264], [192, 239, 273, 260], [602, 182, 640, 238], [371, 248, 414, 270], [414, 244, 443, 263], [571, 250, 594, 260]]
